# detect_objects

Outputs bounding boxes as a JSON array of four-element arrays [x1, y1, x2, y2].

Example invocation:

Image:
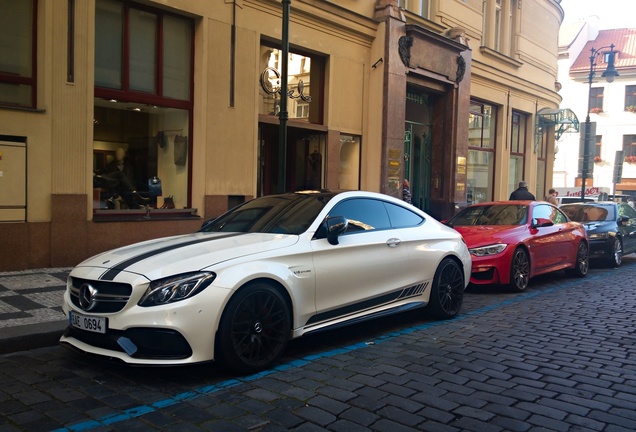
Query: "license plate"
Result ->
[[70, 311, 107, 334]]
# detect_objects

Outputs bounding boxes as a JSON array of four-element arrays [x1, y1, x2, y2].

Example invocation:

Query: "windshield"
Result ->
[[200, 193, 334, 234], [449, 204, 528, 226], [560, 204, 614, 222]]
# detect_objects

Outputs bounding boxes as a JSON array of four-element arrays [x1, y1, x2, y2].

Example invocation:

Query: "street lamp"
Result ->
[[580, 44, 619, 201], [278, 0, 291, 193]]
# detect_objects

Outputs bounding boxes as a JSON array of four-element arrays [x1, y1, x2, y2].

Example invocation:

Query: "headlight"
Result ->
[[139, 272, 216, 307], [589, 232, 609, 240], [469, 243, 507, 257]]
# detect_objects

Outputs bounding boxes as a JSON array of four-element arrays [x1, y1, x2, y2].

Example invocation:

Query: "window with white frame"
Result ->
[[482, 0, 517, 57], [509, 111, 527, 197], [625, 85, 636, 111], [467, 101, 497, 204], [397, 0, 430, 18]]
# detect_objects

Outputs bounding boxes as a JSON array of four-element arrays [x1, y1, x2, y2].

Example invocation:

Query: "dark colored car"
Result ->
[[560, 201, 636, 267]]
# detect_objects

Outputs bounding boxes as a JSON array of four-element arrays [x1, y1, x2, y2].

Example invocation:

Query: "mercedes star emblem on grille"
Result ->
[[79, 283, 98, 311]]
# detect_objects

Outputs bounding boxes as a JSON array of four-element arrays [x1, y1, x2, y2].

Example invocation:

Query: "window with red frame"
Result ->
[[92, 0, 194, 215]]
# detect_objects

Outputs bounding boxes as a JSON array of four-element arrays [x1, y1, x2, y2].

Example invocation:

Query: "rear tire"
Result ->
[[426, 258, 464, 319], [216, 283, 290, 374]]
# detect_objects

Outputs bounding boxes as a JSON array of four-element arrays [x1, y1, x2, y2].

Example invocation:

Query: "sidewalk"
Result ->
[[0, 267, 71, 354]]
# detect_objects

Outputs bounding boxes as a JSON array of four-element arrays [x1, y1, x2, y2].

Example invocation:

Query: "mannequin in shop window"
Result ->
[[94, 147, 149, 209]]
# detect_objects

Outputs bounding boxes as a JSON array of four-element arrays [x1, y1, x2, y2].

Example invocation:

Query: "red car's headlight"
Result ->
[[469, 244, 507, 257]]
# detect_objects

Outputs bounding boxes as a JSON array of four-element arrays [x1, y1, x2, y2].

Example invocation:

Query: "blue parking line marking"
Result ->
[[50, 272, 598, 432]]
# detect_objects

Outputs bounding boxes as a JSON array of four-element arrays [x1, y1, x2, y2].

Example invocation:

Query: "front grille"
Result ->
[[70, 277, 133, 313]]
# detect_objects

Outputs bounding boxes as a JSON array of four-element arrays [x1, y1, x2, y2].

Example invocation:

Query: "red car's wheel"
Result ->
[[567, 242, 589, 277], [509, 247, 530, 292]]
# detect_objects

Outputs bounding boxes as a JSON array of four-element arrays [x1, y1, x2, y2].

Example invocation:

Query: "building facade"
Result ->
[[0, 0, 564, 271], [555, 19, 636, 197]]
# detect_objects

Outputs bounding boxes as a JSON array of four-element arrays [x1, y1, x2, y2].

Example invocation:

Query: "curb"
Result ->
[[0, 321, 68, 354]]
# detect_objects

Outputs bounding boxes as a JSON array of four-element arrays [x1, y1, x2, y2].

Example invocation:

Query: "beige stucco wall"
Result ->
[[0, 0, 563, 270]]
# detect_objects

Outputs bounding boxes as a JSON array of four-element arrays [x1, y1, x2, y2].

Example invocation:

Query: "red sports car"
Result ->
[[446, 201, 589, 291]]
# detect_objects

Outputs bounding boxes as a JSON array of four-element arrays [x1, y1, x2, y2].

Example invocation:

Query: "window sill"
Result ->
[[479, 46, 523, 68], [93, 208, 200, 222]]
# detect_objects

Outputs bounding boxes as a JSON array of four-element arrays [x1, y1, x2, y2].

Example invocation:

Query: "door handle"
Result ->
[[387, 238, 401, 247]]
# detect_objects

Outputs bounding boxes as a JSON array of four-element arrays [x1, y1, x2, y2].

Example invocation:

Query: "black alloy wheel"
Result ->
[[427, 258, 464, 319], [217, 283, 290, 374], [608, 237, 623, 268], [509, 248, 530, 292]]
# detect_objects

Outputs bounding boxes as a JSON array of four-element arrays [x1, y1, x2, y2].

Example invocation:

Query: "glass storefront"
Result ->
[[93, 101, 189, 211]]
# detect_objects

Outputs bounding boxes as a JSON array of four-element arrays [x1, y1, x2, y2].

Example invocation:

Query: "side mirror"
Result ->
[[326, 216, 348, 245], [618, 215, 630, 225], [532, 217, 554, 228]]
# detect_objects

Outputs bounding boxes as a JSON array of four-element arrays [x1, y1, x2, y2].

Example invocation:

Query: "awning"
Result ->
[[616, 178, 636, 191], [536, 108, 579, 140]]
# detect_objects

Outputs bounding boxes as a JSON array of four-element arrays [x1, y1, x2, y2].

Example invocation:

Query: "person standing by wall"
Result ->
[[402, 179, 412, 204], [545, 188, 558, 205], [509, 181, 536, 200]]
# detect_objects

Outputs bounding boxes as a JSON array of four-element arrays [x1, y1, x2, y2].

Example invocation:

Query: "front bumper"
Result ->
[[588, 238, 615, 260], [467, 249, 514, 286], [60, 276, 232, 365]]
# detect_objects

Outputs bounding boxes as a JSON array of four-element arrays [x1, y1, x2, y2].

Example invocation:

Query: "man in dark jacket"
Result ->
[[509, 181, 536, 200]]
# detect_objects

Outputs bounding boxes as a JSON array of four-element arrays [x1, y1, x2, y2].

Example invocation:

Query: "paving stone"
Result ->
[[5, 264, 636, 431], [293, 406, 337, 426], [339, 406, 379, 427]]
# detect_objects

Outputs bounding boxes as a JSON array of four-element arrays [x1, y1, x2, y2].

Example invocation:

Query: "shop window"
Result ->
[[508, 111, 527, 197], [93, 0, 194, 217], [259, 43, 324, 124], [467, 101, 497, 204], [93, 102, 190, 212], [0, 0, 37, 108]]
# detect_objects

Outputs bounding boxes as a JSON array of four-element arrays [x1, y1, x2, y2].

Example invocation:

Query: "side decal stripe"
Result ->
[[99, 233, 244, 281]]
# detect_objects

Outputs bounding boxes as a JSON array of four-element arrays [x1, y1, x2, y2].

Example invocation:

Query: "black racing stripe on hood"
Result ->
[[98, 233, 245, 281]]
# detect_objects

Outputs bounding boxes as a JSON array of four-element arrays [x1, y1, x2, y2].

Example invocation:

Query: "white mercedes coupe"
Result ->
[[61, 190, 471, 374]]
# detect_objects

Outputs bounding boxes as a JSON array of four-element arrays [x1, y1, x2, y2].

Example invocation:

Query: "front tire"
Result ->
[[426, 258, 464, 319], [216, 283, 290, 374], [607, 237, 622, 268], [509, 248, 530, 292], [566, 241, 589, 277]]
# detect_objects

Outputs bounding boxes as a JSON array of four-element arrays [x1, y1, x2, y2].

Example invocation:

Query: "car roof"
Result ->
[[264, 189, 417, 207], [560, 201, 617, 206], [466, 200, 534, 206]]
